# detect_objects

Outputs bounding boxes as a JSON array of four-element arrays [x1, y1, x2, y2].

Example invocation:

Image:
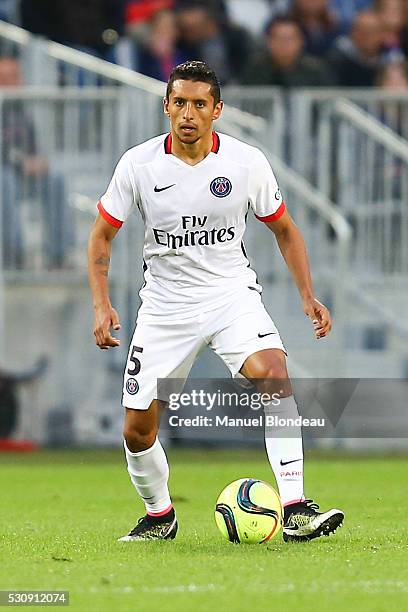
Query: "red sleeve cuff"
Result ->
[[97, 201, 123, 229], [255, 202, 286, 223]]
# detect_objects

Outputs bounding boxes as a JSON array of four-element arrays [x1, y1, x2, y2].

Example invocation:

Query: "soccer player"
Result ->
[[88, 61, 344, 542]]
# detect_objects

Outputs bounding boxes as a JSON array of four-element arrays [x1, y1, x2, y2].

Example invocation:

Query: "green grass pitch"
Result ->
[[1, 448, 407, 611]]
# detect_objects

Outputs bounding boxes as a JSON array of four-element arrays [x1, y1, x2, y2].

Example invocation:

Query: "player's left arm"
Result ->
[[265, 209, 332, 339]]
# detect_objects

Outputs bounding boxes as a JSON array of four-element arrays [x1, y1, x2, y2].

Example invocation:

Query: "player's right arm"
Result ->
[[88, 150, 135, 349], [87, 215, 121, 350]]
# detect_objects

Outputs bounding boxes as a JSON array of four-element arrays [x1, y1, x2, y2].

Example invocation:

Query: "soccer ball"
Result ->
[[215, 478, 283, 544]]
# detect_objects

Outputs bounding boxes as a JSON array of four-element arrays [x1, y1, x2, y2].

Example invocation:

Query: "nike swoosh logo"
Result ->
[[154, 184, 176, 192], [258, 332, 276, 338], [284, 524, 299, 531], [280, 459, 302, 466]]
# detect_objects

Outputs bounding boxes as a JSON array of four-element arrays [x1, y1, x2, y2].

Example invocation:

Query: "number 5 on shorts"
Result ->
[[127, 346, 143, 375]]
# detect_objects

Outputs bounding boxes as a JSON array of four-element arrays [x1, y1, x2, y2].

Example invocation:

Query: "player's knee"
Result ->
[[251, 360, 290, 395], [264, 362, 287, 380], [252, 360, 287, 381], [123, 426, 157, 453]]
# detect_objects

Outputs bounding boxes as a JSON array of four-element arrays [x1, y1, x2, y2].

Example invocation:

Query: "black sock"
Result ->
[[147, 507, 175, 523]]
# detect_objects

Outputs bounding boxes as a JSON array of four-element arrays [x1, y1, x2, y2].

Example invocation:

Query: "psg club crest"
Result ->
[[126, 378, 139, 395], [210, 177, 232, 198]]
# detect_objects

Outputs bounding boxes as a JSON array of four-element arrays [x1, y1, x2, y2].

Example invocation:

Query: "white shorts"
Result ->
[[122, 287, 287, 410]]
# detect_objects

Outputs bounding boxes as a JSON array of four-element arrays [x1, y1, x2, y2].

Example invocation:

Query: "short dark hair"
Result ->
[[175, 0, 218, 21], [265, 15, 303, 36], [166, 60, 221, 105]]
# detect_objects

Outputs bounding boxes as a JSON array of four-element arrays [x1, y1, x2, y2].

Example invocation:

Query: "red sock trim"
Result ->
[[147, 504, 173, 517], [283, 497, 304, 508]]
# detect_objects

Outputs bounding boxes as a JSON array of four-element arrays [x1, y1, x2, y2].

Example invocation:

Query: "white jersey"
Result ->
[[98, 132, 285, 311]]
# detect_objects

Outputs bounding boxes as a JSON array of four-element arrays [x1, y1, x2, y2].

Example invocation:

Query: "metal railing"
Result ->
[[222, 86, 286, 158], [2, 20, 408, 140], [222, 86, 408, 176], [221, 84, 408, 303], [290, 89, 408, 175], [317, 98, 408, 279], [0, 88, 124, 272]]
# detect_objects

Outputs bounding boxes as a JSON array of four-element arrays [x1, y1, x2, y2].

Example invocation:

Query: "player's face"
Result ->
[[164, 79, 223, 145]]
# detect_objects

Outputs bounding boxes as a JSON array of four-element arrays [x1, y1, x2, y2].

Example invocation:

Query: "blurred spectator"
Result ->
[[175, 0, 253, 83], [376, 59, 408, 88], [174, 0, 228, 19], [117, 9, 187, 80], [124, 0, 174, 34], [20, 0, 124, 61], [117, 0, 173, 68], [228, 0, 368, 35], [329, 0, 373, 29], [241, 16, 335, 86], [288, 0, 343, 57], [328, 11, 384, 86], [0, 57, 73, 268], [137, 9, 186, 80], [402, 0, 408, 58], [375, 0, 406, 60]]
